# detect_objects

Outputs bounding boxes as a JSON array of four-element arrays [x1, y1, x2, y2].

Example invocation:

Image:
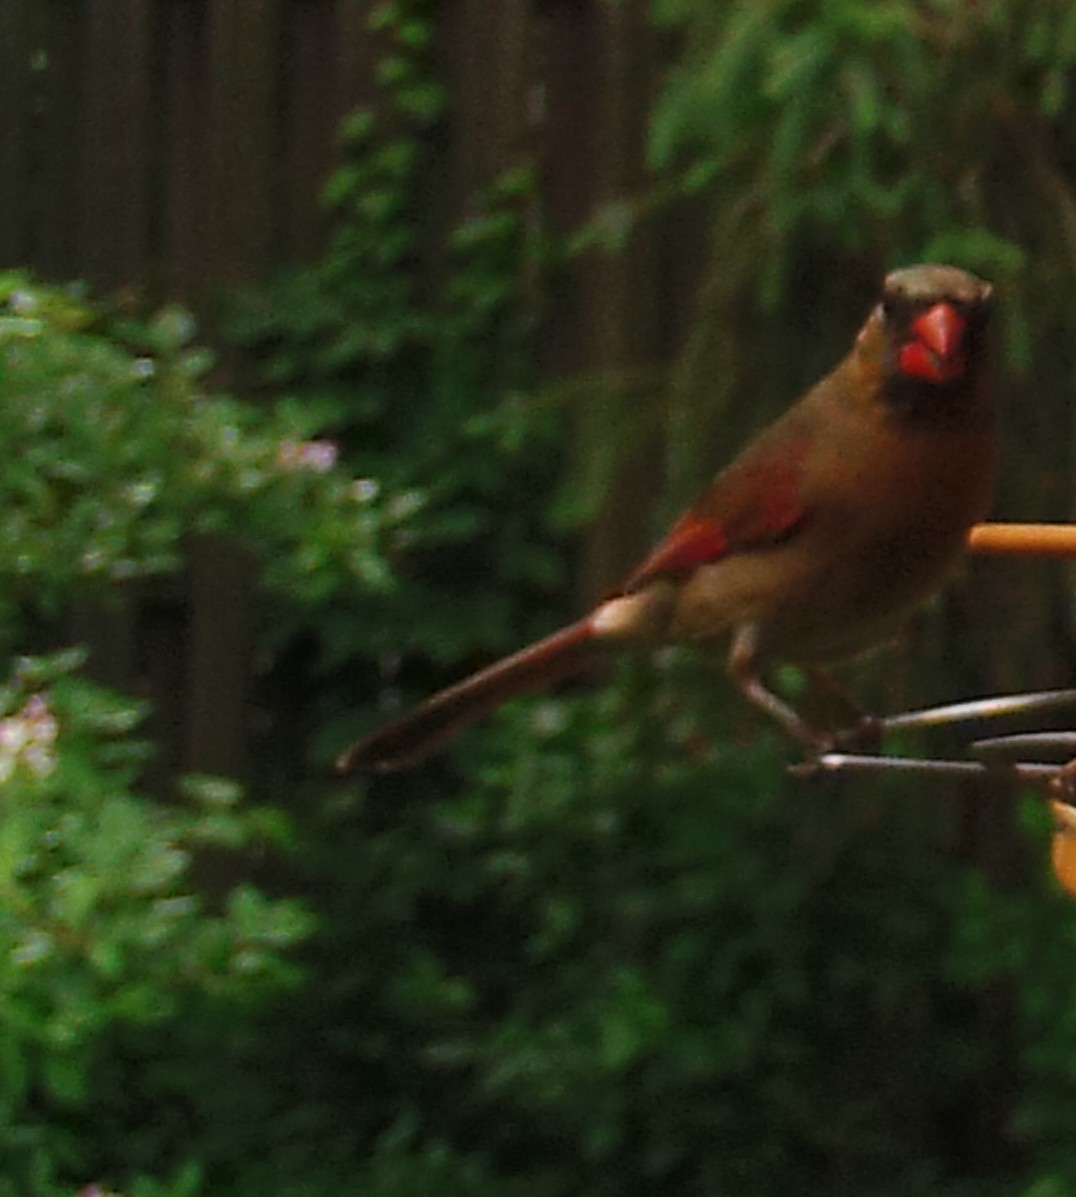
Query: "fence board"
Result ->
[[441, 0, 506, 217], [80, 0, 156, 290], [0, 0, 35, 267], [160, 0, 209, 302], [281, 0, 337, 262], [489, 0, 533, 171], [539, 0, 600, 376], [332, 0, 375, 121], [207, 0, 281, 287], [139, 591, 188, 795], [564, 0, 663, 598], [36, 3, 88, 280], [185, 537, 256, 780]]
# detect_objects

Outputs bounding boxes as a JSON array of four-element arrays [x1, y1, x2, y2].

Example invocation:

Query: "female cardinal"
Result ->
[[339, 264, 996, 774]]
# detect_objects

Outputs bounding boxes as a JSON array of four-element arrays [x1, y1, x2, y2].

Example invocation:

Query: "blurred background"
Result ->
[[2, 1, 1076, 1194]]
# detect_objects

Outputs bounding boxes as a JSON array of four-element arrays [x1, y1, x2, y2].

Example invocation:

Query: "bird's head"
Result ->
[[870, 264, 993, 407]]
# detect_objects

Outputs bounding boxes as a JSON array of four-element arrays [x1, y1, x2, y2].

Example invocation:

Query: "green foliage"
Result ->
[[0, 268, 397, 1191], [0, 272, 404, 625], [571, 0, 1076, 516], [292, 660, 1076, 1197], [224, 1, 566, 765], [3, 1, 569, 1189], [0, 650, 309, 1194], [647, 0, 1061, 281]]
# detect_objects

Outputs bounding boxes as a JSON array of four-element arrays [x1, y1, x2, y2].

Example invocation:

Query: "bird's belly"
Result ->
[[669, 516, 971, 663], [668, 412, 994, 663]]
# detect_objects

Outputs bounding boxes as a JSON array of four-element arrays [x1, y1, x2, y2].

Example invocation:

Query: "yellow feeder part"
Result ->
[[1050, 800, 1076, 898]]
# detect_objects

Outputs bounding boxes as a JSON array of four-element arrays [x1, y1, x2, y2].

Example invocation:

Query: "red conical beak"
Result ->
[[898, 302, 967, 383]]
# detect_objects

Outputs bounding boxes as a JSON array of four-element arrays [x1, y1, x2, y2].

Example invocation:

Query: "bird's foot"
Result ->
[[788, 714, 884, 779], [825, 713, 884, 754]]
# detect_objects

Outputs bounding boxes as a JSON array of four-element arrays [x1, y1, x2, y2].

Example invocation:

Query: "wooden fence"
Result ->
[[0, 0, 672, 303], [0, 0, 680, 783], [1, 0, 373, 298]]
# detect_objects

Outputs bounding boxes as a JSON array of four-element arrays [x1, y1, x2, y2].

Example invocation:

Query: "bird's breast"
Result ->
[[669, 400, 996, 662]]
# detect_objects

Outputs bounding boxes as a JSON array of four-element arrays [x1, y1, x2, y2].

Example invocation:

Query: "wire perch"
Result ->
[[807, 513, 1076, 796], [810, 522, 1076, 892], [800, 688, 1076, 801], [820, 522, 1076, 794], [803, 698, 1076, 896]]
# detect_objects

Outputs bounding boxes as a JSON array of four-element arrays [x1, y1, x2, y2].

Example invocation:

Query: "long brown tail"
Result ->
[[336, 617, 598, 774]]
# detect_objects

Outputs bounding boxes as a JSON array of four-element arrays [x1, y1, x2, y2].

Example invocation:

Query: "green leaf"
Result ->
[[764, 25, 830, 101], [41, 1049, 88, 1104]]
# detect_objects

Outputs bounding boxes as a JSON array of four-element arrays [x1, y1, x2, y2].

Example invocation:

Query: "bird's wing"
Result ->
[[623, 435, 811, 593]]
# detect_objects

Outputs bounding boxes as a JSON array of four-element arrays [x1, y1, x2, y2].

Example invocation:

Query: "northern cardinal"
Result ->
[[339, 264, 996, 774]]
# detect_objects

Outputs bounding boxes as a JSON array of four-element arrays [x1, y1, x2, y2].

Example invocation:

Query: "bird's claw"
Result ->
[[830, 713, 885, 753], [787, 754, 825, 780], [786, 714, 886, 780]]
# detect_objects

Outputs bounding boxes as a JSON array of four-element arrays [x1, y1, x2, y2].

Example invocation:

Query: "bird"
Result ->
[[338, 263, 996, 774]]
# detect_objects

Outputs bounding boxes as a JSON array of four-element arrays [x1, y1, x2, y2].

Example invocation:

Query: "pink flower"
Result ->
[[277, 439, 338, 473]]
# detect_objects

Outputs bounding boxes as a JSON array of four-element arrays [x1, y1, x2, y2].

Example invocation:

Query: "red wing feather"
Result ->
[[728, 440, 809, 545], [624, 437, 810, 593], [623, 511, 730, 591]]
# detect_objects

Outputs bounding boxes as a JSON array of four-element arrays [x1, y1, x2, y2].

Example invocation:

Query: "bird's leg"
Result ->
[[803, 666, 883, 751], [728, 624, 825, 749]]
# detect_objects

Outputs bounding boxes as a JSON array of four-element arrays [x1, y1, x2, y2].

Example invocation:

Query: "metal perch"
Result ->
[[817, 521, 1076, 797], [801, 689, 1076, 804], [796, 523, 1076, 892]]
